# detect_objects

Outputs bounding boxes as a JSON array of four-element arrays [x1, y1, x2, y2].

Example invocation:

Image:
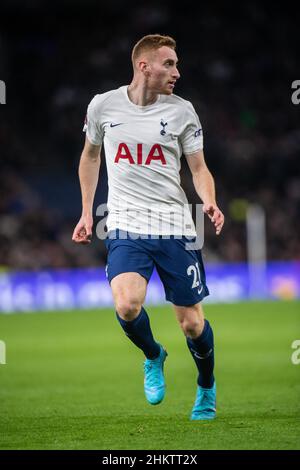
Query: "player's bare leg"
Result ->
[[111, 272, 167, 405], [173, 303, 216, 420], [111, 272, 147, 321], [173, 303, 205, 338]]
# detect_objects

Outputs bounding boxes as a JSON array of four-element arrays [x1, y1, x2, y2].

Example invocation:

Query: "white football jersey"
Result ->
[[84, 85, 203, 235]]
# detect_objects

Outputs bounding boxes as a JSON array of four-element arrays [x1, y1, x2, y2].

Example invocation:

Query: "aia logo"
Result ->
[[114, 143, 166, 165]]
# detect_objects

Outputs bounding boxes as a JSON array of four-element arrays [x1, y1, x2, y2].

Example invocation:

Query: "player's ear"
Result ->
[[139, 61, 150, 76]]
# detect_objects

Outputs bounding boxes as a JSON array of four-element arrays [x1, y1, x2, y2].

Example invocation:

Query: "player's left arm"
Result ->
[[185, 149, 225, 235]]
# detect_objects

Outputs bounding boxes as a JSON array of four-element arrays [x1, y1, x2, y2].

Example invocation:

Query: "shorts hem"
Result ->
[[165, 288, 210, 306], [108, 270, 151, 284]]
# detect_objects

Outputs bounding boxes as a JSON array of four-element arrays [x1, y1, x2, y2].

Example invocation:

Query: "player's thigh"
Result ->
[[105, 236, 154, 316], [111, 272, 147, 312]]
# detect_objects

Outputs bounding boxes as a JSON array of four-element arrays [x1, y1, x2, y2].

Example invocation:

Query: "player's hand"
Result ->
[[203, 203, 225, 235], [72, 214, 93, 244]]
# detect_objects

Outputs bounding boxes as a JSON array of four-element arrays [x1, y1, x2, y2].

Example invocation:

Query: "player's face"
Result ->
[[146, 46, 180, 95]]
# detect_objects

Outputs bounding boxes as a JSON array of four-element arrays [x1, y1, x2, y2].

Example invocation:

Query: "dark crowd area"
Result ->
[[0, 1, 299, 270]]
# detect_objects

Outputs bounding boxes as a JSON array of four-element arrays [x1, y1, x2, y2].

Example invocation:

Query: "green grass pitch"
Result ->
[[0, 300, 299, 450]]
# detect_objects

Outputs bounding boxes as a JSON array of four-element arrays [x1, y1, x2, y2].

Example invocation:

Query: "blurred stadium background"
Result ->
[[0, 0, 299, 450]]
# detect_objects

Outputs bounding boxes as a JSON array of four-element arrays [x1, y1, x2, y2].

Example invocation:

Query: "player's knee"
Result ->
[[115, 298, 142, 320], [180, 317, 204, 338]]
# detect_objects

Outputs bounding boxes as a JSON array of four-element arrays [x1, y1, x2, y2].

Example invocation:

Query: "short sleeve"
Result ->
[[83, 95, 103, 146], [179, 101, 203, 154]]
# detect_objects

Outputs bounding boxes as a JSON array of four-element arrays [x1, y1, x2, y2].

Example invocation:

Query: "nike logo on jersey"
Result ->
[[110, 122, 124, 127]]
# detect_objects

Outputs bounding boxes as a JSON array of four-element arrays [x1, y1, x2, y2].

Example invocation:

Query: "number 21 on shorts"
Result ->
[[187, 262, 203, 295]]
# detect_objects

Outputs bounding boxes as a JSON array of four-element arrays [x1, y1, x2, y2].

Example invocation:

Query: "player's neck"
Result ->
[[127, 81, 159, 107]]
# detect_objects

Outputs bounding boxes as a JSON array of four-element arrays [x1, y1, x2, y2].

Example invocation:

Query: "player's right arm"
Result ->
[[72, 136, 101, 244]]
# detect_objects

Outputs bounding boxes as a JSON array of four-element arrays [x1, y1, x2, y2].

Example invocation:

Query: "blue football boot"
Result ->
[[191, 381, 216, 420], [143, 345, 167, 405]]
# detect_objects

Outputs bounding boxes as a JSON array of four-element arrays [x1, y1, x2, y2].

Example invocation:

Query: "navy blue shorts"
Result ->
[[104, 230, 209, 306]]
